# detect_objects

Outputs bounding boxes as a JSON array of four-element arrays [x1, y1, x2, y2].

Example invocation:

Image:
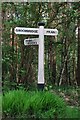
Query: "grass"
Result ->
[[65, 106, 80, 118], [2, 90, 80, 119]]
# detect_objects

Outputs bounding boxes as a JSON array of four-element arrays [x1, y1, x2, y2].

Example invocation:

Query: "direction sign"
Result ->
[[14, 27, 58, 36], [44, 29, 58, 36], [14, 27, 39, 35], [24, 38, 39, 45]]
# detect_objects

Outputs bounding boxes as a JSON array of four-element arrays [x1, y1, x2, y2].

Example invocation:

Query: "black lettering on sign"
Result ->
[[46, 30, 55, 34], [51, 31, 55, 33], [46, 31, 50, 33], [26, 40, 32, 42], [16, 29, 38, 33], [27, 42, 37, 45]]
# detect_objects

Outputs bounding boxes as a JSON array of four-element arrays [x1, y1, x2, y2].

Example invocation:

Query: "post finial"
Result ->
[[38, 22, 45, 26]]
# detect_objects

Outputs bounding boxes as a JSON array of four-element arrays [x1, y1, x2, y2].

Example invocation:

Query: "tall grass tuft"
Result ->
[[2, 90, 80, 119]]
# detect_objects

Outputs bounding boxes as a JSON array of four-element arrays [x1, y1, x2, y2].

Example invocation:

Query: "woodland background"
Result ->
[[2, 2, 80, 91], [1, 2, 80, 119]]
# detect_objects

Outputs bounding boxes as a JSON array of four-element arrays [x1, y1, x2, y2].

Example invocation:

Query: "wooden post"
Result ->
[[38, 22, 45, 90]]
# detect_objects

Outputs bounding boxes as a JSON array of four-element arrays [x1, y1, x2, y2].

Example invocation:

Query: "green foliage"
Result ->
[[0, 94, 2, 111], [3, 90, 66, 118], [2, 2, 79, 90], [65, 106, 80, 118], [2, 90, 80, 119], [2, 3, 80, 119]]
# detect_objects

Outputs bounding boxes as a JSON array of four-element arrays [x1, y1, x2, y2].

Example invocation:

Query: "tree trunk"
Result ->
[[49, 38, 56, 85], [77, 20, 80, 86], [10, 27, 15, 82], [59, 37, 69, 86]]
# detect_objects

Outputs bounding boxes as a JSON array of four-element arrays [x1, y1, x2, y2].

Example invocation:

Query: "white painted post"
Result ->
[[14, 23, 58, 90], [38, 22, 45, 90]]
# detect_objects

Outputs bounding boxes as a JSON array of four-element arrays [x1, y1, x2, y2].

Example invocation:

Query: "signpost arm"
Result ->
[[38, 22, 45, 90]]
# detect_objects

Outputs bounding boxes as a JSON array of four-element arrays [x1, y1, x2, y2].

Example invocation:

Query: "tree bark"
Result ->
[[77, 20, 80, 86], [49, 38, 56, 85]]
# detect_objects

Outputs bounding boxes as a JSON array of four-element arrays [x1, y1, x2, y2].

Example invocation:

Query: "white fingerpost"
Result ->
[[38, 22, 45, 90], [14, 23, 58, 90]]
